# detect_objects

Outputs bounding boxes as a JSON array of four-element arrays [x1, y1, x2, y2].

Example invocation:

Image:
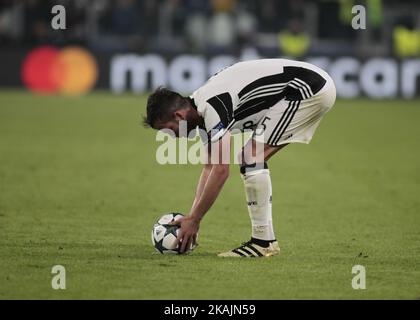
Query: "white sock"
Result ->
[[241, 167, 275, 241]]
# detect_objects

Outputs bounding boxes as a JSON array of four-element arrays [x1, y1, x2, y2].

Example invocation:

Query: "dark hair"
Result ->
[[143, 87, 187, 128]]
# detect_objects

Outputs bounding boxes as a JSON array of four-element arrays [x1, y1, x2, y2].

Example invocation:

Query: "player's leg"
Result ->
[[241, 139, 287, 243], [217, 140, 286, 258], [218, 98, 296, 258]]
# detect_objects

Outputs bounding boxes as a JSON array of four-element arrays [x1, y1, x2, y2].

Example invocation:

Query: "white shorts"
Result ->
[[253, 75, 336, 146]]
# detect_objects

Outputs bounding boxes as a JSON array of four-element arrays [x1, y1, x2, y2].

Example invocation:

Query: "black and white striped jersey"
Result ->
[[190, 58, 328, 143]]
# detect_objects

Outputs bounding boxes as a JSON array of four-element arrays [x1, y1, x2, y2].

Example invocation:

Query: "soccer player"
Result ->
[[143, 59, 336, 257]]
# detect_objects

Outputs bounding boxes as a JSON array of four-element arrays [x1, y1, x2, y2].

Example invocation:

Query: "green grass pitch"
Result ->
[[0, 90, 419, 299]]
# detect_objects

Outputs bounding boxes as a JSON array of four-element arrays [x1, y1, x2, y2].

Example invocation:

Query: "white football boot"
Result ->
[[218, 240, 280, 258]]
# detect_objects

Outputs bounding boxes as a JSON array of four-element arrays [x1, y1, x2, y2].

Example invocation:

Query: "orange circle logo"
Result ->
[[21, 46, 98, 95]]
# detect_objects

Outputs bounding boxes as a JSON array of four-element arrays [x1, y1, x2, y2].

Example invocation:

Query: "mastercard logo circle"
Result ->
[[21, 46, 98, 95]]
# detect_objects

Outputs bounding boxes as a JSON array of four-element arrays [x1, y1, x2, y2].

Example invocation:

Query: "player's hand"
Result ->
[[172, 215, 200, 254]]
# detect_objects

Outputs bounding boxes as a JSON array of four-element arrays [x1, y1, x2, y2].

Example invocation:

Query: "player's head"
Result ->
[[143, 87, 200, 137]]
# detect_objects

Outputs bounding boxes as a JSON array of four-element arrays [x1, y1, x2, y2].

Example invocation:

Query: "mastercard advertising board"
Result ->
[[21, 46, 98, 95], [17, 46, 420, 98]]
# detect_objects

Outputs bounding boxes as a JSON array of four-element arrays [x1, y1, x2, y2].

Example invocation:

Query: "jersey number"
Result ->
[[242, 116, 271, 134]]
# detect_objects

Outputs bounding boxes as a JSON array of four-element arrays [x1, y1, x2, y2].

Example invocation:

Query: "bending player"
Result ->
[[144, 58, 336, 257]]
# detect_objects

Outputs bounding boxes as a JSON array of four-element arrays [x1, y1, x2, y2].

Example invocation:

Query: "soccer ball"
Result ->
[[151, 213, 186, 254]]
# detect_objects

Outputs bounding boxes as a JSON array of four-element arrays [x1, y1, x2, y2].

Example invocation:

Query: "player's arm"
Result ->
[[177, 132, 231, 253], [191, 127, 228, 212], [190, 160, 230, 221], [191, 163, 212, 211]]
